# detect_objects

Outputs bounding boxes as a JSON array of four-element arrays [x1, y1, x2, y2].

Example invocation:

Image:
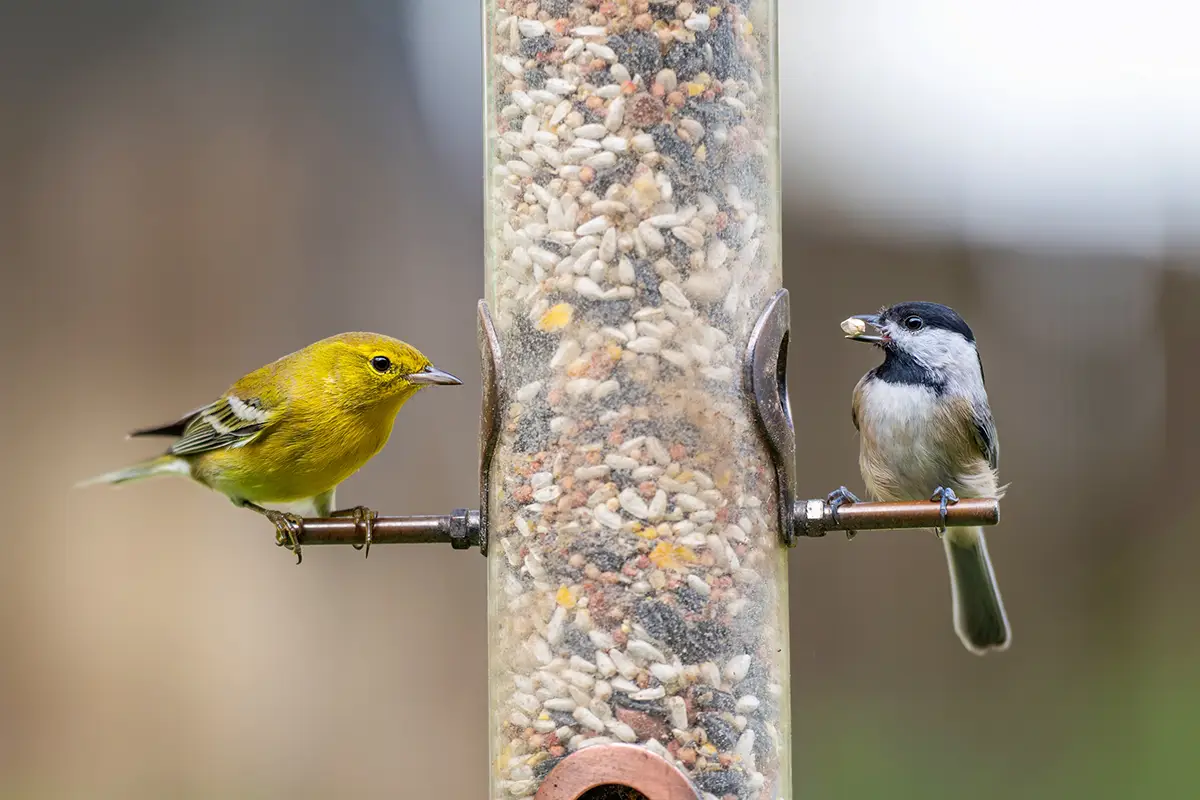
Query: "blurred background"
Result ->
[[2, 1, 1197, 798]]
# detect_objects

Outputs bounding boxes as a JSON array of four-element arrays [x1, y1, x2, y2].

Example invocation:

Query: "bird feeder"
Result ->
[[282, 1, 1000, 797]]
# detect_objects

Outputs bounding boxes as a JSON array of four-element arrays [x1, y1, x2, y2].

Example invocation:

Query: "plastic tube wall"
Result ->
[[484, 2, 785, 797]]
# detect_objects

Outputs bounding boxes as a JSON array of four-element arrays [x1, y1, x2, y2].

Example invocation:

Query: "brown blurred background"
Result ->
[[1, 2, 1197, 798]]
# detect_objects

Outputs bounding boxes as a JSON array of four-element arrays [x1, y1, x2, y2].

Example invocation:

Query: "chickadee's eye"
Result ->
[[371, 356, 392, 373], [903, 316, 923, 331]]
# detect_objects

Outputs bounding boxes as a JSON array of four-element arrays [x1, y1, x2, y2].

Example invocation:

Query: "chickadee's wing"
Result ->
[[851, 374, 868, 433], [971, 403, 999, 471]]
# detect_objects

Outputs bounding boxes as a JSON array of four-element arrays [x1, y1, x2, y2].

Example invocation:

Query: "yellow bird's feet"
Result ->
[[332, 506, 377, 558], [266, 510, 305, 564]]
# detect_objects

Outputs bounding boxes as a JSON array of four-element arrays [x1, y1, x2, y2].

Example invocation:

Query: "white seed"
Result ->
[[576, 216, 611, 236], [724, 654, 751, 683], [586, 43, 617, 62], [678, 118, 705, 141], [518, 19, 546, 37], [637, 222, 665, 251], [650, 663, 679, 683], [507, 160, 534, 177], [666, 695, 689, 731], [570, 655, 598, 675], [611, 677, 639, 694], [632, 686, 665, 701], [599, 325, 628, 342], [513, 692, 540, 714], [626, 336, 661, 354], [605, 96, 626, 130], [735, 728, 756, 759], [593, 504, 623, 530], [530, 471, 554, 489], [592, 379, 620, 400], [547, 606, 567, 645], [645, 213, 682, 228], [516, 380, 543, 403], [609, 721, 638, 743], [545, 78, 575, 96], [595, 650, 617, 677], [533, 485, 561, 503], [608, 649, 640, 680], [701, 366, 733, 382], [575, 465, 610, 482], [660, 349, 689, 368], [684, 13, 711, 32], [660, 280, 691, 308], [627, 640, 665, 662], [544, 697, 576, 712], [618, 488, 651, 519], [592, 200, 628, 217], [648, 490, 668, 519], [562, 39, 585, 61], [584, 151, 617, 169], [575, 123, 607, 139], [672, 225, 705, 249], [602, 135, 628, 152], [604, 454, 639, 470], [645, 437, 671, 465], [563, 669, 595, 690], [573, 706, 606, 732], [631, 133, 656, 152], [500, 55, 524, 77], [736, 695, 761, 714], [589, 629, 616, 649], [686, 573, 711, 596], [551, 340, 582, 369], [599, 227, 618, 261], [574, 276, 604, 298], [841, 316, 867, 336]]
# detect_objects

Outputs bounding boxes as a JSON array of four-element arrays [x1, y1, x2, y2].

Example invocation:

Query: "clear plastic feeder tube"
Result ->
[[484, 1, 785, 798]]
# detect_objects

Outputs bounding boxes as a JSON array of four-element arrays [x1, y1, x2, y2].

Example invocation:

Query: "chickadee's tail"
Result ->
[[75, 454, 190, 488], [944, 526, 1011, 654]]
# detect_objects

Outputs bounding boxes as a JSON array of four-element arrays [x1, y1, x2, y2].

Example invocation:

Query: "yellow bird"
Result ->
[[80, 332, 461, 563]]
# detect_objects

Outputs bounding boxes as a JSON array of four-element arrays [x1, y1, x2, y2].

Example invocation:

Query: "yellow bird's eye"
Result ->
[[370, 355, 391, 373]]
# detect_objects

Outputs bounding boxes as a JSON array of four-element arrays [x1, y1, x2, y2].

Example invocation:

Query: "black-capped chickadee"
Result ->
[[831, 301, 1011, 655]]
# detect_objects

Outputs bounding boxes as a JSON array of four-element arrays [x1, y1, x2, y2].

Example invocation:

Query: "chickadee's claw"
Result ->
[[332, 506, 378, 559], [826, 486, 861, 539], [266, 510, 305, 565], [929, 486, 960, 534]]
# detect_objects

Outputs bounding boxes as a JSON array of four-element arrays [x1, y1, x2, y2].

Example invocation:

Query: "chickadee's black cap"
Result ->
[[883, 301, 976, 343]]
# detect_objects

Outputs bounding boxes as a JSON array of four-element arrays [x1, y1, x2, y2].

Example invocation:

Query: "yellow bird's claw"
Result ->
[[266, 510, 305, 565], [333, 506, 377, 559]]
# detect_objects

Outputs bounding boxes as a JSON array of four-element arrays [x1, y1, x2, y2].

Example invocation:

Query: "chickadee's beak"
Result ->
[[841, 314, 885, 343], [407, 366, 462, 386]]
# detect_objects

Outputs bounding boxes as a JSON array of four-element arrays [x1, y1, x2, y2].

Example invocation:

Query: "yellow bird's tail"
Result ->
[[76, 454, 190, 488]]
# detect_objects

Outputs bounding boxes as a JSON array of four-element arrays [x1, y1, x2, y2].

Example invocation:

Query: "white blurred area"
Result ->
[[781, 0, 1200, 259]]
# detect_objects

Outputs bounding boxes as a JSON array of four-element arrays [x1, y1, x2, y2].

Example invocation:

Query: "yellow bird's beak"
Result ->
[[407, 366, 462, 386]]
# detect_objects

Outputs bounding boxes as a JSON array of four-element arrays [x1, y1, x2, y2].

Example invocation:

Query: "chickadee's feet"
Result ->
[[265, 510, 305, 564], [929, 486, 960, 537], [826, 486, 861, 540], [332, 506, 378, 558]]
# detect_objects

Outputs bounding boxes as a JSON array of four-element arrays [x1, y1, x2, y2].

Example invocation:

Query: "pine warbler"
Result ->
[[80, 332, 461, 563]]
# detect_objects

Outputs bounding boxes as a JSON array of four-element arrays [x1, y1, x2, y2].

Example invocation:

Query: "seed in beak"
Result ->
[[841, 317, 867, 337]]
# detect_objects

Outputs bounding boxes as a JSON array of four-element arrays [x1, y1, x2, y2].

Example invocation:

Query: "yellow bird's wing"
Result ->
[[165, 392, 278, 456]]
